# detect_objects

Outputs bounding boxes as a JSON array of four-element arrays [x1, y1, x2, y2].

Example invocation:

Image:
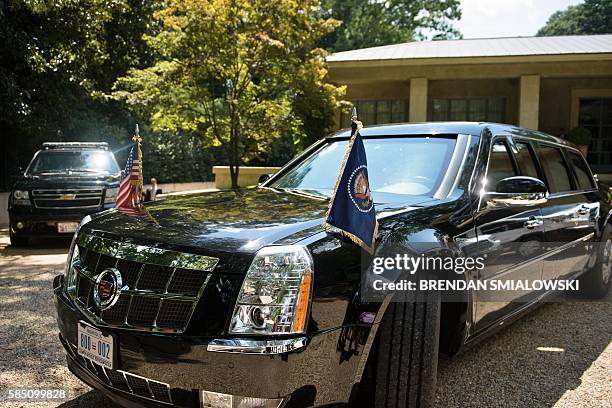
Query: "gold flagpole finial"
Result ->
[[350, 107, 363, 135], [132, 124, 142, 143]]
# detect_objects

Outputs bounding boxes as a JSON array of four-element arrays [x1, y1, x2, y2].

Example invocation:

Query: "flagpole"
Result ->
[[322, 107, 378, 253], [132, 124, 143, 208]]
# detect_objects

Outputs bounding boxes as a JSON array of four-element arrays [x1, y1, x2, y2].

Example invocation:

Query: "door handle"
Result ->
[[524, 217, 543, 229], [578, 205, 589, 215]]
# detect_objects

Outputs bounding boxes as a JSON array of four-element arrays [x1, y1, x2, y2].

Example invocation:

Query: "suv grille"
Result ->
[[32, 188, 103, 209], [69, 234, 218, 333], [67, 342, 173, 404]]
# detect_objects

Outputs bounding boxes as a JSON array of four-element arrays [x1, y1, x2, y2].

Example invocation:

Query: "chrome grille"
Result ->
[[68, 233, 218, 333], [32, 188, 103, 209], [67, 343, 172, 404]]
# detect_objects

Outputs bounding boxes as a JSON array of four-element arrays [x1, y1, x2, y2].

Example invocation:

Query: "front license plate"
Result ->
[[57, 222, 79, 233], [77, 321, 114, 369]]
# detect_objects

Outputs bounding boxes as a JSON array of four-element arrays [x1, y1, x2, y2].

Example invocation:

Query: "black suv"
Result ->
[[53, 123, 611, 408], [8, 142, 121, 246]]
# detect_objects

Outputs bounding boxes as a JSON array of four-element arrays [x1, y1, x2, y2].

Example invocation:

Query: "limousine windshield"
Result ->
[[271, 136, 457, 200]]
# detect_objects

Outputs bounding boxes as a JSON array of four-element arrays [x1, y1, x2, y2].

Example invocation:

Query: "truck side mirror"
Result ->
[[258, 174, 272, 184]]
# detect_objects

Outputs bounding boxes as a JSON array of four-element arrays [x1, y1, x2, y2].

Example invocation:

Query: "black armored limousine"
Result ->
[[53, 122, 612, 408]]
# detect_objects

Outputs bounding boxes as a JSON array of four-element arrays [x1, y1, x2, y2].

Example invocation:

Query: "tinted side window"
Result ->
[[536, 145, 572, 193], [567, 151, 595, 190], [514, 142, 539, 179], [488, 141, 517, 188]]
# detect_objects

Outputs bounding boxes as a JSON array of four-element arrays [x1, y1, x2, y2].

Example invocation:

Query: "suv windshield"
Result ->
[[271, 136, 457, 202], [27, 150, 120, 175]]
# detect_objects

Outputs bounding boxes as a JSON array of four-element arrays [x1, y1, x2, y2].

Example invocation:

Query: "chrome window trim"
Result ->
[[547, 188, 599, 199], [512, 136, 599, 192], [434, 133, 471, 199], [206, 337, 308, 354]]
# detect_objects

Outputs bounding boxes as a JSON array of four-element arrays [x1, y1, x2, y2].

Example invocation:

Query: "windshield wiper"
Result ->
[[36, 171, 71, 175], [66, 168, 104, 173], [275, 187, 329, 199]]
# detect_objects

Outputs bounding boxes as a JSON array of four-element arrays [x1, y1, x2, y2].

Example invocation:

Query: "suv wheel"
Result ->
[[9, 229, 28, 247], [359, 292, 441, 408], [578, 225, 612, 298]]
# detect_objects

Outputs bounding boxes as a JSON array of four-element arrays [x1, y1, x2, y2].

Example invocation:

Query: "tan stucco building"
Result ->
[[327, 34, 612, 175]]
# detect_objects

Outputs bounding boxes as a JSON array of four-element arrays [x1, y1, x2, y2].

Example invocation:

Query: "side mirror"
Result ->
[[487, 176, 548, 206], [258, 173, 272, 184]]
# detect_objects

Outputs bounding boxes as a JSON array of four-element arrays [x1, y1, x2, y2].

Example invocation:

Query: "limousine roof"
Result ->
[[329, 121, 572, 147]]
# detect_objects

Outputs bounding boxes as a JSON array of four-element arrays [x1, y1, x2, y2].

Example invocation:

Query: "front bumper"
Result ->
[[9, 204, 112, 237], [54, 275, 368, 407]]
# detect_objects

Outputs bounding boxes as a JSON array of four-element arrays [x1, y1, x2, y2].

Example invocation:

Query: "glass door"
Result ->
[[579, 97, 612, 172]]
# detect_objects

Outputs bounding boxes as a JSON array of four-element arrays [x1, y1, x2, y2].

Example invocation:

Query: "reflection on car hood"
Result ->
[[83, 188, 433, 254]]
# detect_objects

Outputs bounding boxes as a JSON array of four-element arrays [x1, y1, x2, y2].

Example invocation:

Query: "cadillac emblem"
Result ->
[[94, 268, 123, 310]]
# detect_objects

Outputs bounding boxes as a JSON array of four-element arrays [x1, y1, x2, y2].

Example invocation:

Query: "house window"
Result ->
[[432, 97, 505, 122], [579, 97, 612, 171], [340, 100, 407, 128]]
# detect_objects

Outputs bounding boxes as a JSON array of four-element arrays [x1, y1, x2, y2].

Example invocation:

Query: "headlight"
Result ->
[[12, 190, 30, 205], [104, 187, 119, 203], [65, 245, 80, 292], [229, 245, 313, 335], [65, 215, 92, 292]]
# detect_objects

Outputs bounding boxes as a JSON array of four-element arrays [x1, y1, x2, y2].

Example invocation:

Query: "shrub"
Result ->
[[566, 127, 593, 146]]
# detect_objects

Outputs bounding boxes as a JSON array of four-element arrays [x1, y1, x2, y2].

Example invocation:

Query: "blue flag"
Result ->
[[323, 111, 378, 253]]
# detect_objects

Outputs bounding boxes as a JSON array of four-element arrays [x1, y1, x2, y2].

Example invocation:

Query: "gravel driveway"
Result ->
[[0, 229, 610, 407]]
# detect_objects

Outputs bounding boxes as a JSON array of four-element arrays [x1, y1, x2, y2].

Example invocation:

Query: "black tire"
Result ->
[[364, 292, 441, 408], [9, 229, 28, 247], [578, 225, 612, 298]]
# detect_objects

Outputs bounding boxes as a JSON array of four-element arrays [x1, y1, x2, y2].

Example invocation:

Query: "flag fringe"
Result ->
[[322, 220, 378, 255]]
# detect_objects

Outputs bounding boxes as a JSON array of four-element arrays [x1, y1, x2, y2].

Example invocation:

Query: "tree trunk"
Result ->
[[230, 163, 239, 189], [228, 122, 240, 190]]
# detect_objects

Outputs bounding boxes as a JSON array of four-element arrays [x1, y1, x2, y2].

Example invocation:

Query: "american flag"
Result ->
[[116, 141, 142, 208]]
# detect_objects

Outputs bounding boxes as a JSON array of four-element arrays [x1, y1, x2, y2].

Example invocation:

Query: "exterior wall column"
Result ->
[[409, 78, 428, 122], [519, 74, 541, 130]]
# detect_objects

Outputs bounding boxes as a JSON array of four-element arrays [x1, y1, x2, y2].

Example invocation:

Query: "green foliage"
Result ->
[[113, 0, 345, 188], [1, 0, 464, 190], [320, 0, 462, 52], [0, 0, 160, 189], [566, 127, 593, 146], [537, 0, 612, 36]]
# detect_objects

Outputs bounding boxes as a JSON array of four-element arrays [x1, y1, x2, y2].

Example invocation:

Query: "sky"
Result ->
[[455, 0, 584, 39]]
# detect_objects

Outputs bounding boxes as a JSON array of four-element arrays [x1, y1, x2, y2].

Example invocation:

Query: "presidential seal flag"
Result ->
[[323, 108, 378, 253], [116, 125, 144, 209]]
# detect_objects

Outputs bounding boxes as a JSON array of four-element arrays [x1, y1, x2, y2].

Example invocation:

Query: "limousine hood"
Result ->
[[81, 187, 433, 255]]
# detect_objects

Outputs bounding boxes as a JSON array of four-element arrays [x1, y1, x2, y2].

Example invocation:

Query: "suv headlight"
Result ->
[[104, 187, 119, 204], [12, 190, 30, 205], [229, 245, 313, 335]]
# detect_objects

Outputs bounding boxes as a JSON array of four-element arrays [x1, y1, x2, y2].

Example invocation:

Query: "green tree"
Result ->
[[320, 0, 462, 52], [537, 0, 612, 36], [113, 0, 345, 188], [0, 0, 159, 189]]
